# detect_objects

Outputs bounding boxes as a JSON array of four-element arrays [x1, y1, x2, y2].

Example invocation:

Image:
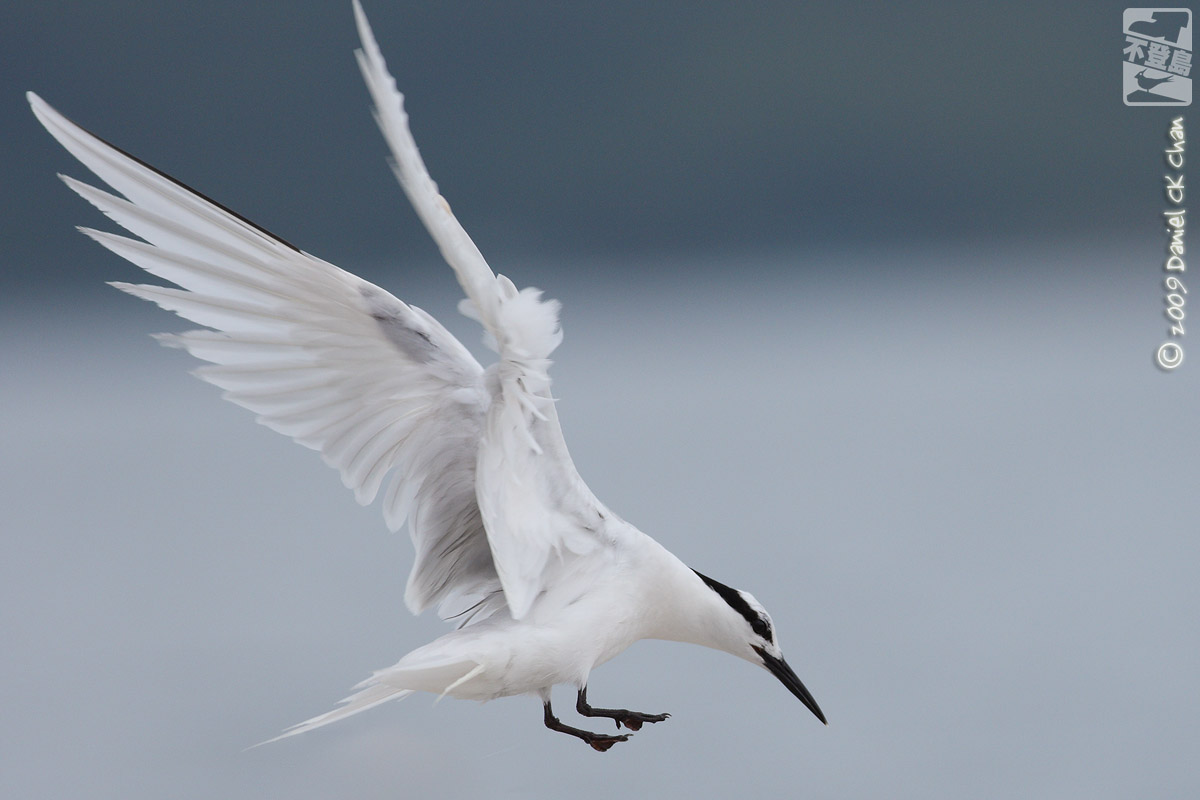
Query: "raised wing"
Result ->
[[354, 1, 616, 619], [27, 92, 500, 621]]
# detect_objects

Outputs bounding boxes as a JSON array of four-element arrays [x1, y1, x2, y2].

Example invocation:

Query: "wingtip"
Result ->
[[352, 0, 393, 81], [27, 91, 52, 125], [27, 92, 63, 130], [352, 0, 374, 51]]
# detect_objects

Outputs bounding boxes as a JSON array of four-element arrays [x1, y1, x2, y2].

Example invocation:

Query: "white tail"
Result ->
[[253, 682, 414, 747]]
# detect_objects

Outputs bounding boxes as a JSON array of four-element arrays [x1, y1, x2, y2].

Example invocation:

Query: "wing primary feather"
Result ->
[[30, 88, 502, 622], [31, 4, 620, 629], [349, 1, 615, 621], [29, 92, 301, 253]]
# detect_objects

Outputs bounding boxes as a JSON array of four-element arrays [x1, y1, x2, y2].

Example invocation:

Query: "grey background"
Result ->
[[4, 2, 1198, 798]]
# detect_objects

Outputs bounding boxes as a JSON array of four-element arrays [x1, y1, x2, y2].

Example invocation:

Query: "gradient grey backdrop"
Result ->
[[4, 2, 1198, 798]]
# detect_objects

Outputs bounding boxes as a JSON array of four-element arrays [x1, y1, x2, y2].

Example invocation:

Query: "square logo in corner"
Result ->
[[1124, 8, 1193, 105]]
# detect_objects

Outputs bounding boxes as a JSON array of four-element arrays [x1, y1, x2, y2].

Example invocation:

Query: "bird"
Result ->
[[1135, 69, 1175, 91], [28, 0, 826, 751]]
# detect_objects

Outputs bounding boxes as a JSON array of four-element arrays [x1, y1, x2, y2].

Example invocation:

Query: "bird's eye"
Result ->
[[752, 617, 772, 641]]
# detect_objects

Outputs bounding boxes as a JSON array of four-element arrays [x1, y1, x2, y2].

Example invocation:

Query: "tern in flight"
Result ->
[[29, 1, 826, 751]]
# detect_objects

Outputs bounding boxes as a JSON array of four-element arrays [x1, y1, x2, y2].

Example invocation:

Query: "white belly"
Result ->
[[380, 585, 645, 701]]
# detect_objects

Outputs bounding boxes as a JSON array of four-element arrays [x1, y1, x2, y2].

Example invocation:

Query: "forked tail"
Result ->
[[253, 682, 413, 747], [253, 654, 486, 746]]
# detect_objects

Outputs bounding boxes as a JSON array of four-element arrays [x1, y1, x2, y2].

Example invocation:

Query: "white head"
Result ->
[[692, 570, 826, 725]]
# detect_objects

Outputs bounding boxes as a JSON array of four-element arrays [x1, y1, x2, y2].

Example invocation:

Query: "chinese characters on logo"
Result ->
[[1124, 8, 1193, 105]]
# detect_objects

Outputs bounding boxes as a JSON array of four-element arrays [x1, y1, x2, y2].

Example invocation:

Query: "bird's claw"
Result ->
[[616, 711, 670, 731], [587, 733, 631, 752]]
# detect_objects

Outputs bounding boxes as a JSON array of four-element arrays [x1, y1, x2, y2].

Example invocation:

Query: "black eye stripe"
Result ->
[[693, 570, 772, 641]]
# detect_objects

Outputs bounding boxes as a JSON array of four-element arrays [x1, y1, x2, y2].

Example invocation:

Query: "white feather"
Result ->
[[28, 90, 500, 620], [27, 3, 828, 745], [352, 0, 617, 620]]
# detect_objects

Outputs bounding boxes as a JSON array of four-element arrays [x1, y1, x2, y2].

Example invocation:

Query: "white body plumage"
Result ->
[[29, 1, 825, 750]]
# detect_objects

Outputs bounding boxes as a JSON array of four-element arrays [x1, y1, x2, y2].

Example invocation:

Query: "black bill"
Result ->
[[753, 645, 827, 725]]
